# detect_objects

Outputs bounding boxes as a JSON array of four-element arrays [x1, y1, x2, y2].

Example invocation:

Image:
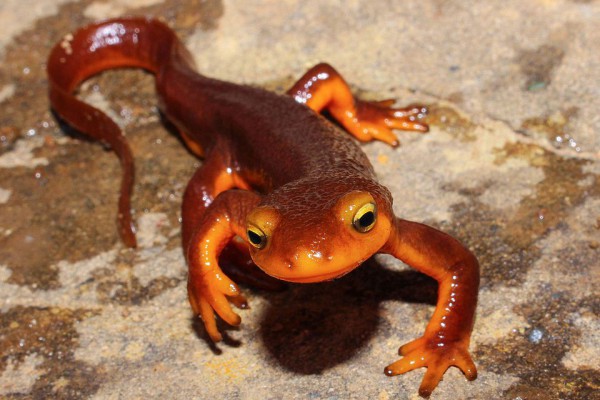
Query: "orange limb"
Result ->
[[186, 189, 262, 341], [182, 149, 282, 340], [381, 218, 479, 397], [287, 63, 428, 147], [181, 149, 250, 249], [182, 150, 277, 340]]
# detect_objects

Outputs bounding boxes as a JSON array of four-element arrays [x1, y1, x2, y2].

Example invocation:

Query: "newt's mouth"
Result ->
[[264, 261, 362, 283]]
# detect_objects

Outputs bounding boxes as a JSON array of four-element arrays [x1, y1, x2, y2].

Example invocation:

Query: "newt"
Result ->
[[47, 17, 479, 397]]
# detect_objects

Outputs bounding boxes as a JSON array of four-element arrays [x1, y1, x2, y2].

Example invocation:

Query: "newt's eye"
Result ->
[[352, 202, 377, 233], [247, 225, 267, 249]]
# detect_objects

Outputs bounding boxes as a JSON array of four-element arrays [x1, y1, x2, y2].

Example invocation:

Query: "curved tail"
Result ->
[[47, 17, 194, 247]]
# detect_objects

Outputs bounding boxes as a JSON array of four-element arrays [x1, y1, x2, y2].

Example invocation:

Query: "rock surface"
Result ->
[[0, 0, 598, 399]]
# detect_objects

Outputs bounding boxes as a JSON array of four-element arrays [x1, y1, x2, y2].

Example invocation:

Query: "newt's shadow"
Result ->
[[258, 258, 437, 374]]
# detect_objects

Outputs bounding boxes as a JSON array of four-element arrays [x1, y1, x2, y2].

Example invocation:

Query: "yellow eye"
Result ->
[[247, 225, 267, 249], [352, 202, 377, 233]]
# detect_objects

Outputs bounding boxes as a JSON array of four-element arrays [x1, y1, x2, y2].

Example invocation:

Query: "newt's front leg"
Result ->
[[381, 218, 479, 397], [287, 63, 428, 146], [186, 189, 262, 341]]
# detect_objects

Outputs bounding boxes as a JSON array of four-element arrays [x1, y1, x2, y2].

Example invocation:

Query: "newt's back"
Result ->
[[156, 61, 375, 190]]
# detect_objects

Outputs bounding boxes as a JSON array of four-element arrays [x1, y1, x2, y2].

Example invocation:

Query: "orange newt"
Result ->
[[47, 17, 479, 397]]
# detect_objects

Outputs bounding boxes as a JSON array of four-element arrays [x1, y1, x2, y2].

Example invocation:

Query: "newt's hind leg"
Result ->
[[287, 63, 428, 147]]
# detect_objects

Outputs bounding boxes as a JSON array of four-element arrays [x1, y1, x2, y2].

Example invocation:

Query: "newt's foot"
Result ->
[[187, 269, 247, 342], [345, 100, 428, 147], [384, 336, 477, 397]]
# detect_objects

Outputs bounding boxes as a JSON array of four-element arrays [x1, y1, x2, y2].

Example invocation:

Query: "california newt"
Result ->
[[47, 17, 479, 397]]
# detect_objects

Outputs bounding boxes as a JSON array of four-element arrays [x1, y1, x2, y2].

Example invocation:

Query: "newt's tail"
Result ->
[[47, 17, 194, 247]]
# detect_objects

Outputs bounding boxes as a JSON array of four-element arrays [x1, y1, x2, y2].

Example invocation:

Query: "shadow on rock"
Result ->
[[258, 258, 437, 374]]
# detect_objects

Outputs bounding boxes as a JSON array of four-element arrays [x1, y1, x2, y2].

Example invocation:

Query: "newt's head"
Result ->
[[245, 176, 393, 283]]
